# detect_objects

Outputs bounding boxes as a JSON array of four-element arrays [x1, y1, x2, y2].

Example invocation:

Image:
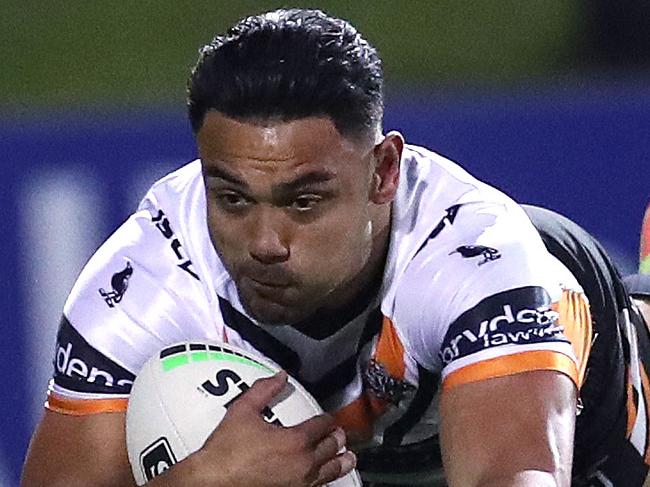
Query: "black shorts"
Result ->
[[524, 205, 650, 487]]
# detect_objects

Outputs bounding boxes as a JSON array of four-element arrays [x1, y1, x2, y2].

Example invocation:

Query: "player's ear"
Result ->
[[370, 131, 403, 204]]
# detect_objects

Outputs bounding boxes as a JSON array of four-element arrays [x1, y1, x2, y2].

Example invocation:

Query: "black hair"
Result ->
[[187, 8, 383, 139]]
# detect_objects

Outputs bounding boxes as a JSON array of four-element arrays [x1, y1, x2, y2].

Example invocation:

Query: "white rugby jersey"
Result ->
[[47, 145, 590, 476]]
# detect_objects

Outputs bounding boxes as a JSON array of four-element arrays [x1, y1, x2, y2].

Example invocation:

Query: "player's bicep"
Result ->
[[440, 370, 576, 487], [21, 410, 136, 487]]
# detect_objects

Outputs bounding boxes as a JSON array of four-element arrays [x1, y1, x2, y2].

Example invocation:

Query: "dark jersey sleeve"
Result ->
[[625, 273, 650, 298]]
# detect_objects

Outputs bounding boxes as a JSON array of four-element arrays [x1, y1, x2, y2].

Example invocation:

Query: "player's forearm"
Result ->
[[145, 452, 223, 487], [472, 470, 564, 487]]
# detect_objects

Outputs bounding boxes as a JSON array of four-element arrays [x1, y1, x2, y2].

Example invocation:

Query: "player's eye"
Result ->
[[215, 192, 250, 210], [290, 194, 322, 212]]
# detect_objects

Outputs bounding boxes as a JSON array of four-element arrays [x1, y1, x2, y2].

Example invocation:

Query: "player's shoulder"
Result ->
[[393, 144, 530, 251], [66, 159, 208, 312], [383, 148, 580, 369], [62, 160, 222, 375], [387, 194, 568, 319], [387, 145, 560, 303], [138, 159, 203, 228]]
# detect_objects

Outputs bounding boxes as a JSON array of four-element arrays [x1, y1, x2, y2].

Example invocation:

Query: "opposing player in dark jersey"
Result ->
[[21, 8, 650, 487]]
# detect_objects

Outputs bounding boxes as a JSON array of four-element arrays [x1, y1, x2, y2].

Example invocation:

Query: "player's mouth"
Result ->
[[242, 275, 294, 299], [248, 277, 292, 289]]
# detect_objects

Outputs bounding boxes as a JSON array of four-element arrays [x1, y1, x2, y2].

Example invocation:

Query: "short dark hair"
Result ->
[[187, 8, 383, 139]]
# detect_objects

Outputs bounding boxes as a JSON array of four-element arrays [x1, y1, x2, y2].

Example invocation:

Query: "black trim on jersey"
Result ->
[[290, 272, 383, 341], [439, 286, 566, 366], [218, 297, 302, 376], [624, 273, 650, 298], [359, 307, 385, 347], [218, 297, 384, 402], [382, 364, 438, 447], [53, 316, 135, 394], [413, 203, 463, 257], [303, 307, 383, 402]]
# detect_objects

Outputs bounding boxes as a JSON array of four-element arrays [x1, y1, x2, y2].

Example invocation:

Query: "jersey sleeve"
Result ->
[[391, 201, 591, 391], [47, 185, 215, 415]]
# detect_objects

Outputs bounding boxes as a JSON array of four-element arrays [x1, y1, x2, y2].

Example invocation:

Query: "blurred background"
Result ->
[[1, 1, 649, 485]]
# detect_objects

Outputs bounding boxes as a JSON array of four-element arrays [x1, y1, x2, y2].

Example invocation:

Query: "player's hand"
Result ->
[[191, 371, 357, 486]]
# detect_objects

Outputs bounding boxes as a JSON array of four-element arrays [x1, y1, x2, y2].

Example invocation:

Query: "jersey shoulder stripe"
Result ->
[[443, 350, 577, 391], [47, 316, 134, 414], [52, 316, 135, 395]]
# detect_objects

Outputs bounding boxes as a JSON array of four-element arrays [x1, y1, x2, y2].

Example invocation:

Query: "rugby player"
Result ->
[[21, 9, 650, 487]]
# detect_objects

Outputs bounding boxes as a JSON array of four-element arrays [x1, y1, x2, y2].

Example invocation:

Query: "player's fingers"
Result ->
[[313, 427, 346, 465], [311, 450, 357, 486], [294, 412, 337, 445], [236, 370, 288, 413]]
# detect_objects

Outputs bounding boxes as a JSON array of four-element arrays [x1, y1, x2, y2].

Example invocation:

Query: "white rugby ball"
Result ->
[[126, 340, 362, 486]]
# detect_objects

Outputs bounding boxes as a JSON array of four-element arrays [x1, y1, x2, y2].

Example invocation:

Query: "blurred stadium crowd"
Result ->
[[1, 2, 649, 486]]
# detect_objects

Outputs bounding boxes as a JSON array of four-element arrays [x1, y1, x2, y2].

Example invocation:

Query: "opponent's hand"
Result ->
[[191, 371, 357, 487]]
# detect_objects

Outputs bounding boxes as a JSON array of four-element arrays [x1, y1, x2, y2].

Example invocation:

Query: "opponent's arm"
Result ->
[[440, 370, 576, 487], [22, 373, 355, 487]]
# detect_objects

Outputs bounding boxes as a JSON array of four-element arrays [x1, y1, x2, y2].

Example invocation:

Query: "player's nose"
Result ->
[[247, 207, 290, 265]]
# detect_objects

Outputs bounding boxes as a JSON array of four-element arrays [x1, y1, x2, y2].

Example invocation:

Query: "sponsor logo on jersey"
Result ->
[[363, 359, 415, 406], [439, 286, 566, 365], [140, 437, 177, 481], [52, 317, 135, 393], [449, 245, 501, 266], [55, 342, 134, 388], [98, 261, 133, 307], [152, 208, 200, 281]]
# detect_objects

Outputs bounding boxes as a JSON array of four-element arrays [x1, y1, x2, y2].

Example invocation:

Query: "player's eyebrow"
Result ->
[[274, 170, 337, 194], [203, 165, 336, 194], [202, 164, 247, 187]]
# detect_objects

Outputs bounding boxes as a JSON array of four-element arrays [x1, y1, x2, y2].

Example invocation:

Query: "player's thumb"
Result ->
[[239, 370, 288, 413]]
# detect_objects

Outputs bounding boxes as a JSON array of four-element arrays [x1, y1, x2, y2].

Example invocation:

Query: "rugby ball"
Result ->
[[126, 340, 362, 486]]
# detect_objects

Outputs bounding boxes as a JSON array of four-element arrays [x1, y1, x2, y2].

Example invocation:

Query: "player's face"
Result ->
[[198, 112, 400, 326]]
